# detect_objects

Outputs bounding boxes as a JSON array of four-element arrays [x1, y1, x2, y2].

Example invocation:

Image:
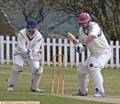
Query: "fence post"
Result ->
[[64, 39, 67, 67], [52, 38, 56, 57], [70, 41, 74, 67], [110, 41, 114, 68], [115, 41, 120, 68], [47, 38, 50, 65], [58, 38, 62, 56], [0, 36, 4, 64], [6, 36, 10, 64]]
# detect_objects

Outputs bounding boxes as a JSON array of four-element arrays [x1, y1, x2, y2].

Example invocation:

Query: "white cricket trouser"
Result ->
[[8, 55, 43, 89], [77, 50, 112, 94]]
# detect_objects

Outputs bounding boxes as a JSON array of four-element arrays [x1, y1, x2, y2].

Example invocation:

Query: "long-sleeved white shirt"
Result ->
[[79, 22, 111, 55], [15, 28, 43, 55]]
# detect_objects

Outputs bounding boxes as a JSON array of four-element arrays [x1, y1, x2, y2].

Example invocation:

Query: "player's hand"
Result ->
[[27, 49, 32, 54], [75, 43, 86, 53], [26, 49, 32, 58]]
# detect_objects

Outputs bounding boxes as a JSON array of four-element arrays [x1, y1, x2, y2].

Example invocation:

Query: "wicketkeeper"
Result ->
[[69, 12, 112, 97], [7, 19, 44, 93]]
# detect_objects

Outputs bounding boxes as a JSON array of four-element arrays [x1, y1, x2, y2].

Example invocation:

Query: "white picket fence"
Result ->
[[0, 35, 120, 68]]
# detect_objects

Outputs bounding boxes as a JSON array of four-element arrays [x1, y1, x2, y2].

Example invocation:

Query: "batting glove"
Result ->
[[75, 43, 86, 53]]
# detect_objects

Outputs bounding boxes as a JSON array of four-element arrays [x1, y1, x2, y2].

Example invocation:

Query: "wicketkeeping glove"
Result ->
[[27, 49, 32, 53], [26, 49, 32, 58]]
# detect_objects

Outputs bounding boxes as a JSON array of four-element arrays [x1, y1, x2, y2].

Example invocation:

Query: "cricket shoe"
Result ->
[[7, 85, 15, 92], [94, 88, 105, 97], [72, 89, 88, 96], [31, 88, 44, 93]]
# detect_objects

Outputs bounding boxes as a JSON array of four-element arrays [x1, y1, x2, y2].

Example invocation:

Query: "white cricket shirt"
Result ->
[[79, 22, 111, 55]]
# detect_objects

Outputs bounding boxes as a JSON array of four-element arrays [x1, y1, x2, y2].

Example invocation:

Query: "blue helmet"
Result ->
[[27, 19, 38, 28]]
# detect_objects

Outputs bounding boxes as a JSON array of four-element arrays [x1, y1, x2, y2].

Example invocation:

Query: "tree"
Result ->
[[1, 0, 120, 39], [46, 0, 120, 40], [0, 0, 15, 35], [0, 0, 48, 23], [16, 0, 47, 23]]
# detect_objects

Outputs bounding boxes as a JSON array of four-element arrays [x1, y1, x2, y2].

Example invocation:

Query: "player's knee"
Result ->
[[12, 64, 23, 72], [87, 57, 100, 72], [78, 72, 89, 79], [34, 66, 43, 75], [32, 62, 40, 70], [88, 62, 101, 72], [76, 63, 88, 74]]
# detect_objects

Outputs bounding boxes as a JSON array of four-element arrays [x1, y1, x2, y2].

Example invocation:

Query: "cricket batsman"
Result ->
[[7, 19, 44, 93], [68, 12, 112, 97]]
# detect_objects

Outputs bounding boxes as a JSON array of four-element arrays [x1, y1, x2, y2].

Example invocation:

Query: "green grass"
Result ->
[[0, 64, 120, 104]]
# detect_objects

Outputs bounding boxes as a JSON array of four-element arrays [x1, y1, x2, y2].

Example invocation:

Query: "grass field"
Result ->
[[0, 64, 120, 104]]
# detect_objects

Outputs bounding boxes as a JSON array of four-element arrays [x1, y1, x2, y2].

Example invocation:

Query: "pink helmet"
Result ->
[[79, 12, 91, 23]]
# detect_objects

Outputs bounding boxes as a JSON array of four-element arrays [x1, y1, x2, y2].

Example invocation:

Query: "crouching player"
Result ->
[[7, 19, 44, 93]]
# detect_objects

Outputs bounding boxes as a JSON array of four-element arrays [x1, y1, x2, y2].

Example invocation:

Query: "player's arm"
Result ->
[[29, 36, 43, 61], [17, 33, 28, 54], [85, 35, 96, 44], [32, 36, 43, 52], [85, 23, 100, 44]]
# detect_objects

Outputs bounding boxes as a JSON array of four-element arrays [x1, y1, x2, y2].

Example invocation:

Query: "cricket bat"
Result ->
[[67, 32, 78, 43]]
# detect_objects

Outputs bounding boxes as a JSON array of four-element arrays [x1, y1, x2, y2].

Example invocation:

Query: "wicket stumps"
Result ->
[[51, 54, 64, 95]]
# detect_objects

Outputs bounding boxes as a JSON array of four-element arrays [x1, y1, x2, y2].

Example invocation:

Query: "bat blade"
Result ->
[[67, 32, 78, 43]]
